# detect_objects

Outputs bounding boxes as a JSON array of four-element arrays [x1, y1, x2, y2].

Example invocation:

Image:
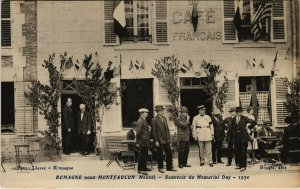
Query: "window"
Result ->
[[123, 0, 151, 42], [1, 82, 15, 132], [121, 79, 153, 128], [239, 76, 271, 124], [1, 0, 11, 47], [240, 0, 270, 41]]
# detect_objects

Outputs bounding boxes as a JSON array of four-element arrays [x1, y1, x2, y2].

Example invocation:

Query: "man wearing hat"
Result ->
[[174, 106, 191, 168], [230, 106, 256, 172], [192, 105, 214, 167], [136, 108, 151, 175], [224, 107, 236, 166], [211, 109, 225, 164], [127, 121, 139, 162], [152, 105, 177, 173]]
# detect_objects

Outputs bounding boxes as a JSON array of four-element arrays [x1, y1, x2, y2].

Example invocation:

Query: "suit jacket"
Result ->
[[230, 115, 257, 143], [62, 106, 74, 132], [283, 123, 300, 145], [224, 116, 234, 142], [127, 129, 136, 151], [151, 115, 171, 144], [77, 110, 92, 135], [211, 115, 225, 141], [136, 117, 150, 147], [174, 115, 190, 141]]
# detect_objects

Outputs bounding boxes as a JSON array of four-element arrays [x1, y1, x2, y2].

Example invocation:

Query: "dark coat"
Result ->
[[174, 115, 190, 141], [151, 115, 171, 144], [224, 116, 234, 142], [77, 110, 92, 135], [211, 115, 225, 141], [127, 129, 136, 151], [136, 117, 150, 147], [230, 115, 257, 143], [283, 123, 300, 145], [62, 106, 74, 132]]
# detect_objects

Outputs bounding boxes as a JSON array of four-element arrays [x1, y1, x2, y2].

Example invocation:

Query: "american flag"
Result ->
[[251, 0, 272, 41]]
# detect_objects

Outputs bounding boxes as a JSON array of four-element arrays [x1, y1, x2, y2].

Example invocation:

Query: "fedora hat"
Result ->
[[197, 105, 205, 110], [179, 106, 189, 112], [235, 106, 243, 112], [138, 108, 149, 113], [229, 107, 236, 112], [154, 105, 165, 111]]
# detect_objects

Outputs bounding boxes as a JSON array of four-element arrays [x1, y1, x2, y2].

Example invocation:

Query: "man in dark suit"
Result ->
[[62, 98, 74, 155], [152, 105, 177, 173], [174, 106, 191, 168], [224, 107, 236, 166], [127, 121, 139, 161], [211, 109, 225, 164], [78, 104, 92, 155], [136, 108, 151, 175], [230, 106, 256, 171]]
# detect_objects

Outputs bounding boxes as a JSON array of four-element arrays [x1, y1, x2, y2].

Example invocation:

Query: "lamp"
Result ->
[[191, 2, 199, 32]]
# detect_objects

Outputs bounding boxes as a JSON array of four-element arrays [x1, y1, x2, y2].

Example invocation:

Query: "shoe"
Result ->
[[235, 166, 241, 169], [200, 163, 204, 166], [240, 167, 246, 172], [179, 165, 183, 168], [138, 171, 148, 175], [158, 169, 165, 173], [213, 162, 217, 164], [226, 163, 231, 166], [145, 168, 152, 171], [217, 161, 224, 164], [64, 152, 70, 155], [209, 163, 214, 167], [167, 168, 177, 172], [183, 164, 191, 167]]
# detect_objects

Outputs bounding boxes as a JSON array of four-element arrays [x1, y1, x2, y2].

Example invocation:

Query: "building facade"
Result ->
[[1, 0, 299, 160]]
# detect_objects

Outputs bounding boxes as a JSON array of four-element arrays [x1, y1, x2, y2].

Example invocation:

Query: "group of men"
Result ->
[[133, 104, 257, 175], [62, 98, 93, 155]]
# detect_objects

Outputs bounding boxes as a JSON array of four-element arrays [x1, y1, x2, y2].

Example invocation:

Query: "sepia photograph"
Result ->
[[1, 0, 300, 188]]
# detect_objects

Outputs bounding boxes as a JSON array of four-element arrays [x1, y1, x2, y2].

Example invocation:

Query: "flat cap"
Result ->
[[197, 105, 205, 110]]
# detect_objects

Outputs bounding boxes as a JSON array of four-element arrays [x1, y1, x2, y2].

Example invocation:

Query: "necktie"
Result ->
[[236, 116, 240, 124]]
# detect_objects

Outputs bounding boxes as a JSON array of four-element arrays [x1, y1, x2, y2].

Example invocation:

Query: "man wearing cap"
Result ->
[[174, 106, 191, 168], [136, 108, 151, 175], [152, 105, 177, 173], [211, 109, 225, 164], [192, 105, 214, 167], [230, 106, 257, 172], [224, 107, 236, 166]]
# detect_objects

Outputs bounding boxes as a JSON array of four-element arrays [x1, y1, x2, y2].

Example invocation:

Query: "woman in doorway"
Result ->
[[245, 106, 259, 164]]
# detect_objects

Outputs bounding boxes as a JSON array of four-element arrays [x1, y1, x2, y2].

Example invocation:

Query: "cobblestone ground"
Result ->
[[1, 157, 300, 188]]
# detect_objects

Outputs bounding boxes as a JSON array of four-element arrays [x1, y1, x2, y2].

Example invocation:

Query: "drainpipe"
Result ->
[[291, 0, 297, 79]]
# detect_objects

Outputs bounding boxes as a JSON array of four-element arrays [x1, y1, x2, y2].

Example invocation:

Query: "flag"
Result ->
[[233, 6, 242, 33], [188, 59, 193, 68], [65, 58, 73, 69], [113, 0, 126, 37], [271, 51, 278, 78], [129, 60, 134, 71], [246, 59, 252, 70], [252, 58, 256, 67], [180, 63, 189, 73], [259, 60, 265, 69], [191, 2, 199, 32], [140, 62, 145, 70], [74, 60, 80, 70], [134, 60, 140, 70], [113, 64, 121, 77], [251, 0, 272, 41]]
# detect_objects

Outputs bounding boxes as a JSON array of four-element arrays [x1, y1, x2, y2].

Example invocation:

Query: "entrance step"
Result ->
[[60, 153, 100, 161]]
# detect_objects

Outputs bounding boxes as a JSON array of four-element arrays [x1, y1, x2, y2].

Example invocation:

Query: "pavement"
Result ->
[[1, 156, 300, 188]]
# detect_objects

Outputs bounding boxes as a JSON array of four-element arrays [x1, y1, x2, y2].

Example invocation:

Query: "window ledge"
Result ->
[[233, 42, 276, 48], [114, 43, 159, 51]]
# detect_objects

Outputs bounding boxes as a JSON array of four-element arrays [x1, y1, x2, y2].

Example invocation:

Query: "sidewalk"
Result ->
[[1, 157, 300, 188]]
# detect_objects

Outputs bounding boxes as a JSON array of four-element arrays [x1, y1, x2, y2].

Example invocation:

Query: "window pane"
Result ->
[[137, 14, 149, 27], [1, 82, 15, 132], [124, 0, 133, 13], [256, 76, 270, 91], [137, 0, 149, 14], [125, 14, 134, 27]]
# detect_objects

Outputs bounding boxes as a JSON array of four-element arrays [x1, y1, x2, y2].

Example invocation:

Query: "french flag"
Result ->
[[113, 0, 126, 37]]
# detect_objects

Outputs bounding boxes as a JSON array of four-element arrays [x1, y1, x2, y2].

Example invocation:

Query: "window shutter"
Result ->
[[275, 78, 289, 126], [224, 79, 236, 111], [103, 0, 119, 46], [222, 0, 238, 43], [153, 0, 169, 44], [271, 0, 286, 42], [159, 80, 170, 104], [15, 82, 33, 136], [1, 0, 11, 47]]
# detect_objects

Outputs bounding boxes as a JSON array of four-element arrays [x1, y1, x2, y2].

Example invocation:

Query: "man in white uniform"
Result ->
[[192, 105, 214, 167]]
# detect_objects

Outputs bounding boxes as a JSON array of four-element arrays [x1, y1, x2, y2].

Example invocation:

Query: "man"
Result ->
[[211, 109, 225, 164], [78, 104, 92, 155], [224, 107, 236, 166], [136, 108, 151, 175], [192, 105, 214, 167], [230, 106, 256, 172], [62, 98, 74, 155], [174, 106, 191, 168], [127, 121, 139, 161], [152, 105, 177, 173]]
